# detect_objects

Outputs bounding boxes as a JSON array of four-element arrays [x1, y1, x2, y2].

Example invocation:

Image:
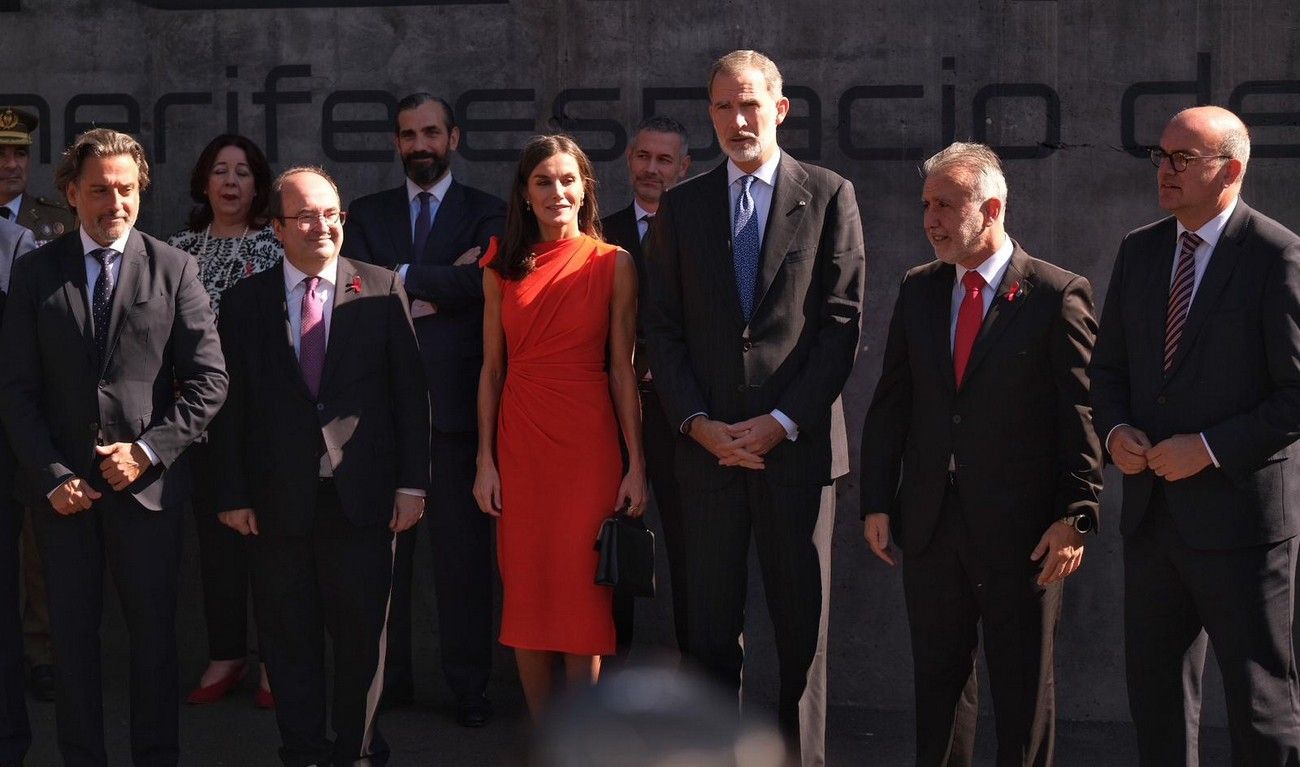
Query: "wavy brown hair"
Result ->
[[490, 134, 603, 281]]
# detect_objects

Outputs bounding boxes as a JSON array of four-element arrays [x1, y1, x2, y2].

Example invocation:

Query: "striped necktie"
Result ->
[[1164, 230, 1203, 372]]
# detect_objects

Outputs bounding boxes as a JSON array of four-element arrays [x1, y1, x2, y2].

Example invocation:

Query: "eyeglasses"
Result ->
[[1149, 148, 1231, 173], [279, 210, 346, 230]]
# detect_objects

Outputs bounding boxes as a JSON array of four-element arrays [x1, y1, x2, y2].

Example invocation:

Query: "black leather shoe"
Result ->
[[28, 664, 55, 702], [457, 696, 492, 728]]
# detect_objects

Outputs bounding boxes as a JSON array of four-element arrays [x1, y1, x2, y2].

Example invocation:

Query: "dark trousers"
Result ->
[[252, 482, 394, 767], [0, 470, 28, 765], [33, 492, 183, 767], [682, 472, 832, 766], [902, 483, 1060, 767], [613, 386, 689, 658], [191, 442, 252, 661], [1125, 494, 1300, 766], [384, 431, 492, 704]]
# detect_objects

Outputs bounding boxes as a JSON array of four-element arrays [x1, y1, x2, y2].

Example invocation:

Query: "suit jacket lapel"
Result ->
[[266, 266, 313, 401], [378, 186, 411, 266], [753, 154, 810, 318], [929, 262, 957, 392], [320, 259, 359, 391], [698, 163, 744, 323], [101, 230, 147, 375], [962, 243, 1033, 385], [1165, 203, 1249, 381], [423, 180, 464, 264], [58, 238, 93, 367], [1142, 219, 1178, 381]]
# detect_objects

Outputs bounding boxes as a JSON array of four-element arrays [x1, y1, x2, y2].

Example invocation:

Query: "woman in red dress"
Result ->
[[474, 134, 647, 717]]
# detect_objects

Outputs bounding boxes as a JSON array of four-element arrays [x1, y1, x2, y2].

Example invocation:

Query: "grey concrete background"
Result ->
[[4, 0, 1300, 733]]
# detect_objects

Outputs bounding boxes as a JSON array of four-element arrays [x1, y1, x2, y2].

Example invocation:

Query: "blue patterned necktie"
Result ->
[[413, 191, 432, 261], [90, 247, 120, 364], [732, 175, 760, 321]]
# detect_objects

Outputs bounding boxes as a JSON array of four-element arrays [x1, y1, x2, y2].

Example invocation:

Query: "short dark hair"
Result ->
[[632, 115, 688, 147], [267, 166, 340, 220], [394, 92, 457, 133], [54, 128, 151, 198], [185, 133, 273, 231]]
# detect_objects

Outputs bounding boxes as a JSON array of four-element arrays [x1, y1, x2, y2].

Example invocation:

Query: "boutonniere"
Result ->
[[1005, 281, 1021, 302], [347, 275, 362, 294]]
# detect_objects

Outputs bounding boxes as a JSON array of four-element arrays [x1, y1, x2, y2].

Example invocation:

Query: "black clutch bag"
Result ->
[[594, 513, 656, 597]]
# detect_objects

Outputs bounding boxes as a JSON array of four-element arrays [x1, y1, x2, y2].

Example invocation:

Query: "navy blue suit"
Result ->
[[0, 218, 35, 766], [343, 177, 505, 705]]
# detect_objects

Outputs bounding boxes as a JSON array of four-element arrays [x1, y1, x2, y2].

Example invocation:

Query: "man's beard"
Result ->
[[403, 152, 449, 187]]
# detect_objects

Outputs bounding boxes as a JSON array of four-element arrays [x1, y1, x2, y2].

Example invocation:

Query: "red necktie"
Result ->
[[1164, 231, 1203, 372], [953, 270, 986, 387]]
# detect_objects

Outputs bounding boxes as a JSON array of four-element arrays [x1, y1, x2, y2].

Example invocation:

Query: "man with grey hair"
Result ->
[[861, 142, 1101, 765], [0, 127, 227, 766], [644, 50, 865, 765], [1091, 106, 1300, 763]]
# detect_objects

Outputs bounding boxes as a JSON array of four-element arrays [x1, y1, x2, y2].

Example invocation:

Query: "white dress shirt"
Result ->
[[680, 152, 798, 441], [397, 172, 454, 283], [1105, 199, 1239, 468], [949, 236, 1015, 348]]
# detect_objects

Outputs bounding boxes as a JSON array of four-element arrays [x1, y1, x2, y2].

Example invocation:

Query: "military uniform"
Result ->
[[0, 106, 61, 699]]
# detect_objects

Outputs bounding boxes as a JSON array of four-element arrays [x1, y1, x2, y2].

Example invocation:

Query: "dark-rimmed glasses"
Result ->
[[1149, 148, 1231, 173]]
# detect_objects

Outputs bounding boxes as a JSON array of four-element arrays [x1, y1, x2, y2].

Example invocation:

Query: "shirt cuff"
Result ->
[[397, 264, 410, 282], [397, 488, 426, 498], [771, 409, 799, 441], [1104, 423, 1128, 455], [679, 412, 707, 434], [1199, 433, 1220, 468], [135, 440, 158, 466]]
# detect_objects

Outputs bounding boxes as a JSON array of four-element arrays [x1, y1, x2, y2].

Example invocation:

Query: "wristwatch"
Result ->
[[1059, 513, 1095, 534]]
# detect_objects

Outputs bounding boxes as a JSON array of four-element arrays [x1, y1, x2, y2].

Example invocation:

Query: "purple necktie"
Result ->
[[413, 191, 432, 261], [299, 276, 325, 398]]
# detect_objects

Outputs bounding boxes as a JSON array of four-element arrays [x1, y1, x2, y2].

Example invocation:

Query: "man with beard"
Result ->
[[343, 92, 505, 727], [600, 115, 692, 658], [643, 50, 865, 766], [861, 142, 1101, 766]]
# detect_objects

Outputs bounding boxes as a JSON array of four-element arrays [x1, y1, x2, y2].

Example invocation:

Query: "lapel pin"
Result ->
[[1006, 281, 1021, 302], [347, 275, 362, 294]]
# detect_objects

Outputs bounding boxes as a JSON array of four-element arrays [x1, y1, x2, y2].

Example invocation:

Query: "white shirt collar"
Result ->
[[726, 150, 782, 189], [955, 234, 1015, 289], [1176, 196, 1239, 251], [79, 227, 131, 256], [282, 255, 339, 293], [632, 200, 654, 223], [406, 172, 454, 204]]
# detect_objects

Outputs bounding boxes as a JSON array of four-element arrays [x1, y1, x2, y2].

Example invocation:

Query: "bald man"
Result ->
[[1091, 106, 1300, 764]]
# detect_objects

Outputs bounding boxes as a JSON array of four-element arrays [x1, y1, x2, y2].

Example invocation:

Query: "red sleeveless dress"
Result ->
[[483, 235, 620, 655]]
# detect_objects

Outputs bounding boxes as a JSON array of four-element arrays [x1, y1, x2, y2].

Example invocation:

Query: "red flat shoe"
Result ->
[[185, 663, 246, 704], [254, 687, 275, 709]]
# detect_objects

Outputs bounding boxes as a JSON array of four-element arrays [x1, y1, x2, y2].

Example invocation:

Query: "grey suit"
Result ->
[[1091, 201, 1300, 765], [0, 228, 226, 766], [644, 153, 865, 765], [0, 218, 35, 766]]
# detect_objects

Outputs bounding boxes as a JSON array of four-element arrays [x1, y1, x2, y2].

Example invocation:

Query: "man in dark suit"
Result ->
[[600, 115, 692, 658], [643, 50, 865, 766], [342, 92, 505, 726], [0, 128, 227, 767], [0, 217, 35, 767], [1090, 106, 1300, 764], [211, 166, 430, 767], [860, 143, 1102, 766]]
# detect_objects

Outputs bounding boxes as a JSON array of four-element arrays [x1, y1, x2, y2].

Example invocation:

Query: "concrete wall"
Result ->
[[6, 0, 1300, 724]]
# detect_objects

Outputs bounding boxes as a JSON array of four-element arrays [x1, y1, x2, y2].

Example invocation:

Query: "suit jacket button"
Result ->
[[316, 403, 325, 412], [742, 341, 753, 352], [97, 379, 107, 389], [952, 414, 962, 424], [1156, 396, 1167, 405]]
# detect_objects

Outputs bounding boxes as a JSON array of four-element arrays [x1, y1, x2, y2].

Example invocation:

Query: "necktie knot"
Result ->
[[303, 275, 319, 293], [961, 270, 985, 294], [739, 175, 755, 194], [417, 191, 431, 206], [91, 247, 120, 268], [1179, 230, 1203, 252]]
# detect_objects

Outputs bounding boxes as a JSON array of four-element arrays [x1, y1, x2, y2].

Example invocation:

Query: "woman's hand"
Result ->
[[474, 461, 502, 517], [616, 468, 649, 518]]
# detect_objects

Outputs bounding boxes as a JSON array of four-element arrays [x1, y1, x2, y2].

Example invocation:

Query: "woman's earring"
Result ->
[[524, 200, 531, 210]]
